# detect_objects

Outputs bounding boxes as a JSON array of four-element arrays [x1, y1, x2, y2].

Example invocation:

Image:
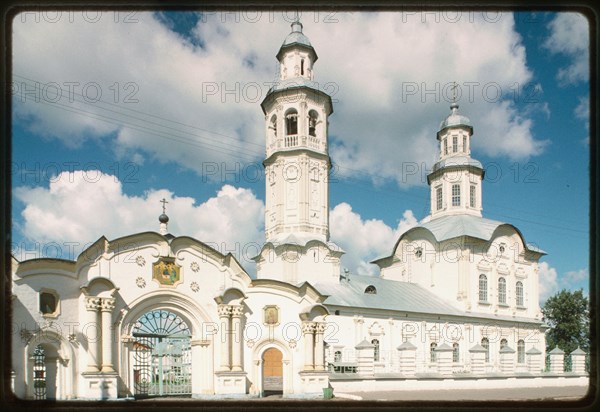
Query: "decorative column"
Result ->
[[499, 345, 516, 374], [217, 304, 232, 371], [469, 344, 487, 374], [355, 339, 375, 376], [397, 341, 417, 375], [84, 297, 101, 373], [230, 305, 244, 372], [302, 321, 315, 371], [314, 322, 326, 371], [570, 348, 587, 374], [526, 347, 542, 374], [100, 298, 116, 373], [435, 343, 454, 376], [549, 347, 564, 373]]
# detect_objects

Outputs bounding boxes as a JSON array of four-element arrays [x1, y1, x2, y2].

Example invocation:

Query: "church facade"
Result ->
[[10, 21, 587, 401]]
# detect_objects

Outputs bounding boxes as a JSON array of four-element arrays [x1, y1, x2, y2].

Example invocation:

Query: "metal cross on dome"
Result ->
[[450, 81, 458, 104], [160, 198, 168, 214]]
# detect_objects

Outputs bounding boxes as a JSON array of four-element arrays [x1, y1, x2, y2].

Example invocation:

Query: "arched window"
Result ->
[[269, 114, 277, 139], [481, 338, 490, 363], [436, 186, 443, 210], [430, 342, 437, 362], [479, 274, 488, 302], [517, 340, 525, 363], [453, 135, 458, 152], [498, 277, 507, 304], [371, 339, 380, 362], [285, 109, 298, 135], [334, 350, 342, 362], [470, 185, 476, 208], [453, 343, 460, 363], [500, 338, 507, 350], [452, 184, 461, 206], [364, 285, 377, 294], [516, 281, 524, 306], [308, 110, 318, 137]]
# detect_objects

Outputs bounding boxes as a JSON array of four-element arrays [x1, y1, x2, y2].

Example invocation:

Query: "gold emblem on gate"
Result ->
[[152, 257, 182, 287]]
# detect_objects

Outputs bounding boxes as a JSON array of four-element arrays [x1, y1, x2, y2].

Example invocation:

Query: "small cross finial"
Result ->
[[451, 81, 458, 104], [160, 198, 168, 214]]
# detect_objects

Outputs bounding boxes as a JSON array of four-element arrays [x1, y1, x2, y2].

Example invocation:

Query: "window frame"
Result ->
[[516, 281, 524, 307], [479, 274, 488, 302], [517, 340, 525, 363], [452, 342, 460, 363], [371, 339, 380, 362], [452, 184, 461, 207], [430, 342, 438, 363], [481, 338, 490, 363], [39, 289, 60, 318], [436, 186, 443, 210], [498, 277, 507, 305]]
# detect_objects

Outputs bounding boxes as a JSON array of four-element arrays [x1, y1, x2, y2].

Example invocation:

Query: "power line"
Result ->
[[12, 75, 589, 238]]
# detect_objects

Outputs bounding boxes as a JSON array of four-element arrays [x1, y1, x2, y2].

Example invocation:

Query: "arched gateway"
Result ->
[[131, 310, 192, 397]]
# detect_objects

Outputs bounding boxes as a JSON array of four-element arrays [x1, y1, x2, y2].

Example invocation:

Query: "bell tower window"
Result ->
[[463, 136, 467, 153], [470, 185, 476, 208], [436, 186, 443, 210], [269, 114, 277, 140], [308, 110, 318, 137], [453, 135, 458, 153], [301, 59, 305, 76], [452, 184, 460, 206], [285, 109, 298, 135], [444, 138, 448, 155]]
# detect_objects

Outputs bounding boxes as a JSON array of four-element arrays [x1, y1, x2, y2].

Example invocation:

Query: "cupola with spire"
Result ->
[[427, 101, 484, 219]]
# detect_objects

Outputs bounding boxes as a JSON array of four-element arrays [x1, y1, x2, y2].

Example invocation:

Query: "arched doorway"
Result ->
[[131, 309, 192, 398], [262, 348, 283, 396]]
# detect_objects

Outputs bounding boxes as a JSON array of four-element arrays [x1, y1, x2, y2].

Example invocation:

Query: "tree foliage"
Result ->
[[541, 288, 589, 354]]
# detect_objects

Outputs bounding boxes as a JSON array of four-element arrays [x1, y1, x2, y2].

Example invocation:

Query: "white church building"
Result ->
[[10, 21, 588, 400]]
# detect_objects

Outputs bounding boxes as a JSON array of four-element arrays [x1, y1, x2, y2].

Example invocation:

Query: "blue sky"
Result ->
[[11, 10, 589, 301]]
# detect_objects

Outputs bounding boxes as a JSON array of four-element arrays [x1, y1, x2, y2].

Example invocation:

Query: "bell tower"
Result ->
[[254, 21, 343, 285], [427, 102, 485, 219]]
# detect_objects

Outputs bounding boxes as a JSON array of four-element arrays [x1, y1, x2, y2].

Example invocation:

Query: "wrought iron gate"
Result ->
[[32, 345, 47, 400], [132, 310, 192, 397]]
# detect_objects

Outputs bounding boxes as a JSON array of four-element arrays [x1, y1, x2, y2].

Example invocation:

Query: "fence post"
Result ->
[[548, 347, 564, 374], [526, 347, 542, 374], [469, 344, 487, 374], [570, 347, 587, 375], [397, 341, 417, 375]]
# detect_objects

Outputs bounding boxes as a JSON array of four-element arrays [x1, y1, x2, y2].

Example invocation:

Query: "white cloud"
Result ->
[[563, 268, 588, 284], [13, 170, 265, 270], [12, 11, 547, 190], [330, 203, 417, 276], [14, 169, 422, 278], [543, 12, 589, 85], [538, 261, 559, 302]]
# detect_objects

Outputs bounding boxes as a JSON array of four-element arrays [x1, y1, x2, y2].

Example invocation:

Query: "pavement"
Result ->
[[344, 385, 590, 401]]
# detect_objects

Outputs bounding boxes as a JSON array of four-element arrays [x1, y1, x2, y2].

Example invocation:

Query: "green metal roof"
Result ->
[[315, 274, 544, 325]]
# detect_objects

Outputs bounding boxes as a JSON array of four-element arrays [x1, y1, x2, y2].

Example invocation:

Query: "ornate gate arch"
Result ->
[[131, 309, 192, 397]]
